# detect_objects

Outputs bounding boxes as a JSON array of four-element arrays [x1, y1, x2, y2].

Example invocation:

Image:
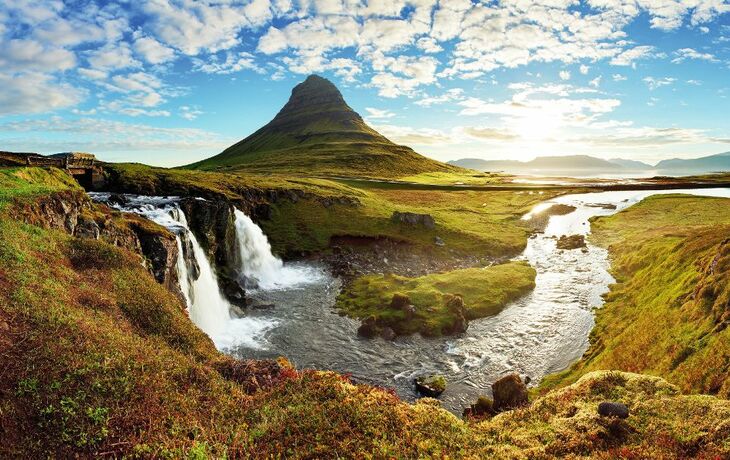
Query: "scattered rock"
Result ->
[[556, 234, 587, 250], [434, 236, 445, 246], [463, 396, 496, 419], [414, 375, 446, 398], [380, 327, 396, 341], [598, 401, 629, 419], [443, 295, 469, 334], [390, 293, 411, 310], [492, 374, 529, 412], [74, 215, 100, 239], [357, 316, 378, 338], [403, 304, 417, 320], [391, 211, 436, 229], [107, 193, 128, 206]]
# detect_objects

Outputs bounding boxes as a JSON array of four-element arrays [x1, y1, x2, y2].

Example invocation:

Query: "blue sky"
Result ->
[[1, 0, 729, 167]]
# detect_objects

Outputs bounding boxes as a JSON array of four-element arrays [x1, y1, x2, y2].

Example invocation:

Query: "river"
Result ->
[[92, 188, 730, 414]]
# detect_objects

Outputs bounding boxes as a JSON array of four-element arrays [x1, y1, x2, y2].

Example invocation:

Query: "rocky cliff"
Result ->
[[8, 188, 184, 302]]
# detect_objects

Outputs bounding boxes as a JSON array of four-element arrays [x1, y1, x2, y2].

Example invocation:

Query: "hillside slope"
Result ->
[[543, 194, 730, 396], [188, 75, 459, 178]]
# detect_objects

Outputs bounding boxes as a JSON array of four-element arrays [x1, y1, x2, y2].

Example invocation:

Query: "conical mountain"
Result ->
[[189, 75, 459, 178]]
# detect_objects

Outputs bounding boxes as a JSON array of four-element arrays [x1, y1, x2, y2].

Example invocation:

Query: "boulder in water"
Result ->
[[357, 316, 379, 338], [415, 375, 446, 398], [380, 327, 396, 341], [556, 234, 587, 250], [598, 401, 629, 419], [492, 374, 529, 411]]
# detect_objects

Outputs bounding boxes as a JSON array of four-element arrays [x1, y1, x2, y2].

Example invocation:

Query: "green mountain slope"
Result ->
[[188, 75, 459, 178]]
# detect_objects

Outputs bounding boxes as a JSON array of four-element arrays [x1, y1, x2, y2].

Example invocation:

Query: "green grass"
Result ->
[[0, 167, 79, 209], [105, 162, 563, 262], [262, 187, 563, 259], [541, 194, 730, 397], [2, 170, 730, 458], [337, 262, 536, 336]]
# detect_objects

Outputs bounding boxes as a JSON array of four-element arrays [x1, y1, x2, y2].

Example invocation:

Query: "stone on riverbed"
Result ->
[[415, 375, 447, 398], [556, 234, 587, 250]]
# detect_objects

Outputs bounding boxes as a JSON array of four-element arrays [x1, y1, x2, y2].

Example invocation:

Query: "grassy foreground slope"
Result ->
[[543, 194, 730, 397], [1, 169, 730, 458]]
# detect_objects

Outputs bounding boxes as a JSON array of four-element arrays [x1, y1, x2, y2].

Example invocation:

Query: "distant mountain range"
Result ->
[[189, 75, 459, 178], [448, 152, 730, 175]]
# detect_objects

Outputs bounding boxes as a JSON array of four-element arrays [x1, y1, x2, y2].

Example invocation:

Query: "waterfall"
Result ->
[[233, 209, 323, 290], [87, 193, 276, 350], [169, 208, 231, 338]]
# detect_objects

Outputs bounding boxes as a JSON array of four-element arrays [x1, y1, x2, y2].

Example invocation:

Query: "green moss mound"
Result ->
[[337, 261, 536, 336]]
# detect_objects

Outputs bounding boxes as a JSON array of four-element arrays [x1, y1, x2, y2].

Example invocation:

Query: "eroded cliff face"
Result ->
[[8, 189, 185, 303], [178, 197, 246, 306]]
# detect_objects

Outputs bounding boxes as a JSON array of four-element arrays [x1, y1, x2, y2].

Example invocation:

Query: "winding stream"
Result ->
[[92, 188, 730, 414]]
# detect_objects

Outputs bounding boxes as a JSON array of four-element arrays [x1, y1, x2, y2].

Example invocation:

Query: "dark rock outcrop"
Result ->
[[492, 374, 529, 412], [598, 401, 629, 419], [463, 396, 496, 419], [414, 375, 446, 398], [179, 197, 246, 306], [391, 211, 436, 229], [9, 190, 185, 302], [443, 295, 468, 334]]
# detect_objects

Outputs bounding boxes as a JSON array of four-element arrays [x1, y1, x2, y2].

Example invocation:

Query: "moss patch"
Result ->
[[337, 261, 536, 336]]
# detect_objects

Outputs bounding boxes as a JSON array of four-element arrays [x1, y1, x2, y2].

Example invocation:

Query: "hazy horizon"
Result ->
[[1, 1, 729, 168]]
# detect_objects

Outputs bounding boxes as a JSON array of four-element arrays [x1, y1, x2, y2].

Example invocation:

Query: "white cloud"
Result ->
[[0, 73, 85, 115], [193, 51, 264, 74], [612, 73, 627, 81], [579, 65, 590, 75], [87, 42, 140, 70], [589, 76, 602, 88], [610, 45, 656, 66], [415, 88, 465, 107], [134, 35, 176, 64], [0, 39, 75, 72], [643, 76, 676, 90], [364, 108, 396, 119], [180, 106, 204, 120], [559, 70, 571, 80], [671, 47, 718, 63]]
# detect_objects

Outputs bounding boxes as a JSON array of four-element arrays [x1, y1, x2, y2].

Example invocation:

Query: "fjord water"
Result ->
[[92, 189, 730, 413]]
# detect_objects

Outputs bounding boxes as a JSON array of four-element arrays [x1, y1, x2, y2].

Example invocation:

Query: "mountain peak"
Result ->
[[270, 74, 359, 127], [189, 75, 458, 178]]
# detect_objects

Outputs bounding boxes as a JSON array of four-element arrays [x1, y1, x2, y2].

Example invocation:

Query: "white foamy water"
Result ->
[[233, 209, 324, 290]]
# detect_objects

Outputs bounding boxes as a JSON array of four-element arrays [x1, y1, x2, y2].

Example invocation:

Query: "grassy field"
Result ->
[[2, 168, 730, 457], [542, 194, 730, 397], [104, 162, 562, 262], [337, 262, 535, 336]]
